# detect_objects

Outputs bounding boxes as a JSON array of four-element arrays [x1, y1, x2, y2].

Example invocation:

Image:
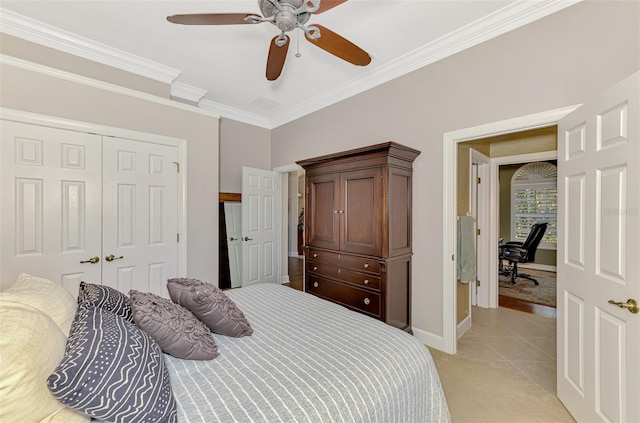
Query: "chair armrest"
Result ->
[[499, 245, 529, 262]]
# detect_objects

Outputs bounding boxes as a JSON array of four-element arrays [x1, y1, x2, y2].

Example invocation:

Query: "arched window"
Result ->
[[511, 162, 557, 249]]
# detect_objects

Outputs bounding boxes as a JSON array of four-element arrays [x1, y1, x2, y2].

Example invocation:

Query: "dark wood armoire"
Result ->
[[297, 142, 420, 332]]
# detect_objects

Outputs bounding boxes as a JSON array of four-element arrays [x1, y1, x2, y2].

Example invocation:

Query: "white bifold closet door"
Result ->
[[1, 120, 179, 298]]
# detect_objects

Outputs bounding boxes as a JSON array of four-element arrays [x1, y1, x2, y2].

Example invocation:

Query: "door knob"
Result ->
[[80, 256, 100, 264], [105, 254, 124, 262], [243, 237, 253, 241], [229, 237, 237, 241], [608, 298, 639, 314]]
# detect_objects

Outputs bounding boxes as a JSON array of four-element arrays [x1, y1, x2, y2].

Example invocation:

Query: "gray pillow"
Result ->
[[47, 303, 177, 423], [77, 281, 133, 322], [167, 278, 253, 337], [129, 290, 219, 360]]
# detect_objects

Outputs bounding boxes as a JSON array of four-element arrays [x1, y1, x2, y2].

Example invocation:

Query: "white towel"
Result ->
[[457, 216, 477, 283]]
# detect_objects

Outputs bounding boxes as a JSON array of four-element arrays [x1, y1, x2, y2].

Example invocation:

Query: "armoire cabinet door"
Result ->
[[306, 173, 340, 250], [341, 167, 383, 256]]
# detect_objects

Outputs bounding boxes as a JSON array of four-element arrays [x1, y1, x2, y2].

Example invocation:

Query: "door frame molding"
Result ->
[[0, 107, 189, 277], [470, 148, 490, 309], [441, 104, 579, 354], [274, 163, 304, 285]]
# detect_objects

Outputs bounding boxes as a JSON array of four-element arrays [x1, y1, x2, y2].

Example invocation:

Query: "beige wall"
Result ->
[[219, 118, 271, 193], [0, 60, 220, 282], [270, 1, 640, 339]]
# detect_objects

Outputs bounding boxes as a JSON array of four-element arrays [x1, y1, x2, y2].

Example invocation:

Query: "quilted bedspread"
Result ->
[[164, 283, 450, 423]]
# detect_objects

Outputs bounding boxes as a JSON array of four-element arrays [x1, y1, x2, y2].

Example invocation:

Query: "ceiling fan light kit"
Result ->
[[167, 0, 370, 81]]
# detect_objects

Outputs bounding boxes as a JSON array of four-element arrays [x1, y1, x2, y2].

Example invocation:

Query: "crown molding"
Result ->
[[270, 0, 582, 128], [0, 0, 581, 129], [0, 8, 180, 84], [171, 81, 208, 103], [199, 99, 272, 129], [0, 54, 219, 119]]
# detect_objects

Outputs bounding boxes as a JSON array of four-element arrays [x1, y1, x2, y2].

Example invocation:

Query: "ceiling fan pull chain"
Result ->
[[295, 30, 301, 58]]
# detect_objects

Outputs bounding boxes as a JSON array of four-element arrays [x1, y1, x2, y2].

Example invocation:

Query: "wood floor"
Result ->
[[285, 256, 303, 291], [499, 295, 557, 318]]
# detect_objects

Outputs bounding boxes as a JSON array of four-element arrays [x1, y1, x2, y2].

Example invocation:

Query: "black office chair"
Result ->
[[499, 222, 548, 285]]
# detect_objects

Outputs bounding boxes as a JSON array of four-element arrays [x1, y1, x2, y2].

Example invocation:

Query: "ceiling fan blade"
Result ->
[[266, 35, 290, 81], [167, 13, 261, 25], [314, 0, 348, 14], [304, 24, 371, 66]]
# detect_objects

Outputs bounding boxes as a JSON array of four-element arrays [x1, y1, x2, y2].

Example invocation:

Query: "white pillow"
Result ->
[[0, 300, 89, 423], [1, 273, 77, 335]]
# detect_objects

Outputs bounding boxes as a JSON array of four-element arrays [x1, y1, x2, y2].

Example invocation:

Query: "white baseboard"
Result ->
[[457, 315, 471, 340], [412, 327, 446, 352], [280, 275, 290, 284], [519, 263, 556, 272]]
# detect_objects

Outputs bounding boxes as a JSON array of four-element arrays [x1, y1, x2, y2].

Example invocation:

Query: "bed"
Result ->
[[0, 273, 450, 423]]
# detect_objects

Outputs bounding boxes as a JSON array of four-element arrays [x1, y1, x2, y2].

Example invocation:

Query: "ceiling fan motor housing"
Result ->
[[260, 0, 311, 33]]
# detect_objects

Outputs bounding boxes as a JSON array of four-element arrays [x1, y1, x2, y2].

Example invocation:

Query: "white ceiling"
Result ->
[[0, 1, 577, 128]]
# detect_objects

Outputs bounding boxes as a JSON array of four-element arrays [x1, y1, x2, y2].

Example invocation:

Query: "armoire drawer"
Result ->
[[306, 276, 381, 318], [307, 248, 380, 274], [306, 261, 381, 290]]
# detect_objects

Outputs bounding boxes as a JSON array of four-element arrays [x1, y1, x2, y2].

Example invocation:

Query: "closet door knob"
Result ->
[[105, 254, 123, 262], [80, 256, 100, 264]]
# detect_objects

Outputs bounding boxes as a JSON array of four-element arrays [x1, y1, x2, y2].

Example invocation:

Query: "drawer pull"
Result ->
[[313, 266, 318, 271], [364, 279, 369, 285], [313, 281, 319, 288], [363, 263, 369, 269], [313, 253, 318, 258], [364, 298, 371, 305]]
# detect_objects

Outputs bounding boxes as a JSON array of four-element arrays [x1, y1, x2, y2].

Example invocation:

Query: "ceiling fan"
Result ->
[[167, 0, 371, 81]]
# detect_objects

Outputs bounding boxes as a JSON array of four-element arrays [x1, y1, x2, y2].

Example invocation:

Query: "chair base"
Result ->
[[500, 265, 540, 286]]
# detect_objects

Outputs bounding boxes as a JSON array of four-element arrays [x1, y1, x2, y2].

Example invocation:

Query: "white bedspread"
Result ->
[[164, 283, 450, 422]]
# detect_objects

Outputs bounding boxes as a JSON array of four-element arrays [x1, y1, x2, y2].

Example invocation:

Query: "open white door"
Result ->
[[241, 166, 279, 286], [557, 71, 639, 423]]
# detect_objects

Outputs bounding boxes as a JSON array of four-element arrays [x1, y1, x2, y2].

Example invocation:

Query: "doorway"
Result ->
[[442, 105, 578, 354], [496, 158, 558, 318]]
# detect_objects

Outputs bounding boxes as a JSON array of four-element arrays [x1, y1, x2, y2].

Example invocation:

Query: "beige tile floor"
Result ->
[[461, 306, 558, 392], [429, 306, 576, 423]]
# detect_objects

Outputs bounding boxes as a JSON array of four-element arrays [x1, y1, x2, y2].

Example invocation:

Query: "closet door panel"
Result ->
[[0, 121, 102, 295], [102, 138, 178, 297]]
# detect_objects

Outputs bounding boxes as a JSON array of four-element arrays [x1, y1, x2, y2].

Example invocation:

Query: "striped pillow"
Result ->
[[47, 303, 177, 423], [77, 281, 133, 322]]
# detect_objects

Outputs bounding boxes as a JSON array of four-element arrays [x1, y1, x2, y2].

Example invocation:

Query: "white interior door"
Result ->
[[557, 71, 639, 423], [242, 166, 278, 285], [102, 138, 179, 297], [224, 202, 242, 288], [0, 121, 102, 296]]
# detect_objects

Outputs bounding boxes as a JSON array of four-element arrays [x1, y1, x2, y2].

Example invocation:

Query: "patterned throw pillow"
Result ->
[[129, 290, 219, 360], [47, 303, 177, 423], [77, 281, 133, 322], [167, 278, 253, 337]]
